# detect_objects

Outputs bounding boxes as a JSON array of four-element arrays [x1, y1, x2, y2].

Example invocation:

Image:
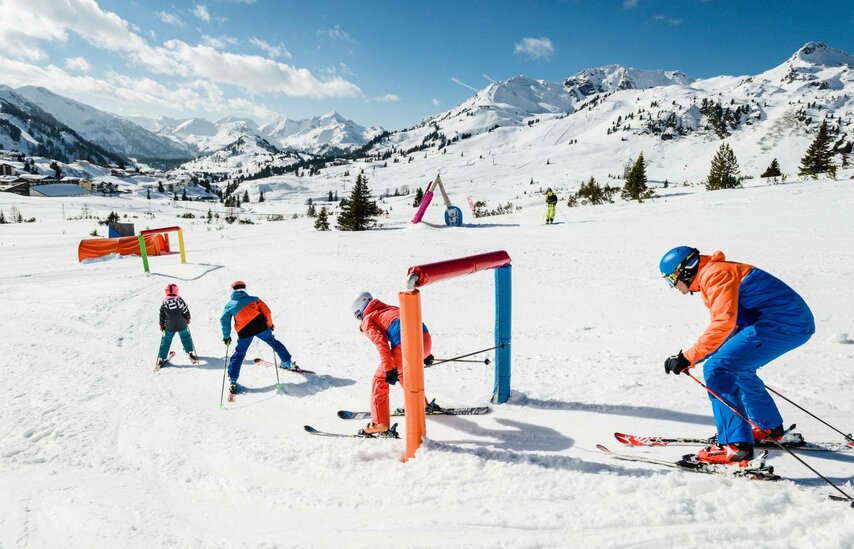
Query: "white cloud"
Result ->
[[369, 94, 399, 103], [156, 11, 184, 26], [160, 41, 362, 97], [193, 4, 211, 23], [65, 57, 91, 72], [203, 35, 238, 49], [0, 0, 362, 99], [317, 25, 356, 44], [514, 37, 554, 60], [623, 0, 639, 9], [249, 37, 291, 59], [431, 98, 440, 106], [651, 14, 683, 25], [451, 78, 479, 93]]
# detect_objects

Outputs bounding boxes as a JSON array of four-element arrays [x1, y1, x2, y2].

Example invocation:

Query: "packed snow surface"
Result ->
[[1, 175, 853, 548]]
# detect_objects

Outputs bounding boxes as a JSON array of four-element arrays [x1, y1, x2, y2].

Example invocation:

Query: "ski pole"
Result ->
[[431, 357, 491, 365], [683, 371, 853, 504], [765, 384, 854, 444], [427, 344, 506, 368], [155, 331, 166, 369], [219, 342, 231, 408], [272, 348, 282, 392]]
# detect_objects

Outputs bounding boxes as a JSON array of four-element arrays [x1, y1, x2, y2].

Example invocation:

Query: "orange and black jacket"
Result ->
[[220, 290, 274, 339]]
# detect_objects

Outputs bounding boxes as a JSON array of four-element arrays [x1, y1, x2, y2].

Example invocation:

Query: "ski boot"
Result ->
[[753, 424, 805, 447], [227, 382, 237, 402], [679, 443, 779, 480], [279, 360, 293, 370], [358, 423, 399, 438], [188, 352, 199, 364], [426, 398, 444, 414], [156, 357, 165, 368]]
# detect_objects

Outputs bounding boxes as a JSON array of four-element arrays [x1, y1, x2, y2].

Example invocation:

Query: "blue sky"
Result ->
[[1, 0, 853, 130]]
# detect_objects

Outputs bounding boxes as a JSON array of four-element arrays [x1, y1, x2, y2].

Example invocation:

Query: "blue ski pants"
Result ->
[[228, 328, 291, 383], [703, 325, 811, 444], [159, 328, 194, 360]]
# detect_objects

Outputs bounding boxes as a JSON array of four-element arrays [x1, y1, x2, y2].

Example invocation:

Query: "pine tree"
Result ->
[[413, 187, 424, 207], [798, 120, 834, 178], [314, 207, 330, 231], [328, 190, 334, 201], [242, 190, 250, 203], [307, 203, 317, 217], [621, 152, 653, 202], [706, 143, 741, 190], [157, 181, 165, 193], [761, 158, 782, 178], [336, 172, 382, 231]]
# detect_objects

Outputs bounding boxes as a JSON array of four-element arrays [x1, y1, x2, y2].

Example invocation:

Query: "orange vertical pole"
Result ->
[[399, 289, 426, 461]]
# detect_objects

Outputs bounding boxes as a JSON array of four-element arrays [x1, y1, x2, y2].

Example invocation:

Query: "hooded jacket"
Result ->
[[684, 251, 814, 365], [160, 296, 190, 332]]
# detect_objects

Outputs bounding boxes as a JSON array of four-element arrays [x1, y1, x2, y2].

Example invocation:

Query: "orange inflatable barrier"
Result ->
[[78, 233, 169, 262]]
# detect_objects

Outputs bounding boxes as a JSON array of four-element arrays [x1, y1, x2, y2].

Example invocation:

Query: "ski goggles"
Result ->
[[662, 250, 700, 287]]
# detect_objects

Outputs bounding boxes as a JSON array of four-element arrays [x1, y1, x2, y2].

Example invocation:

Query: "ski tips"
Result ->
[[304, 425, 319, 433], [595, 444, 612, 454], [337, 411, 355, 419]]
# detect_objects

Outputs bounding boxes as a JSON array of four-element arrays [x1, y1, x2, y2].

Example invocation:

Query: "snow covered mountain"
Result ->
[[0, 85, 123, 165], [158, 111, 382, 158], [357, 41, 852, 192], [259, 111, 384, 155], [13, 86, 195, 162]]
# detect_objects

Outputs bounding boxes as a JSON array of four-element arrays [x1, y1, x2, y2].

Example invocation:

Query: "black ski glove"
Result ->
[[385, 368, 399, 385], [424, 354, 434, 366], [223, 337, 232, 346], [664, 351, 691, 375]]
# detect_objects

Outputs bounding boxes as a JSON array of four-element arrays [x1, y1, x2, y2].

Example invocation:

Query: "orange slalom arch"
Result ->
[[78, 233, 169, 262]]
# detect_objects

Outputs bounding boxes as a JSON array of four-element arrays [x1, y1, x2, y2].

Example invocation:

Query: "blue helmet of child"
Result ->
[[660, 246, 700, 287]]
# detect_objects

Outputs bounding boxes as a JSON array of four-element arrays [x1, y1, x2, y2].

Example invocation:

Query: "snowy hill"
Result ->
[[14, 86, 195, 162]]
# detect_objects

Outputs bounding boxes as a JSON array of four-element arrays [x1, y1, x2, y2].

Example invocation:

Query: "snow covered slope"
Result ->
[[14, 86, 195, 161], [1, 170, 853, 547]]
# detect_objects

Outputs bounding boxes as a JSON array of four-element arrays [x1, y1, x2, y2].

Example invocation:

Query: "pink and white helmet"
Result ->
[[165, 283, 179, 297]]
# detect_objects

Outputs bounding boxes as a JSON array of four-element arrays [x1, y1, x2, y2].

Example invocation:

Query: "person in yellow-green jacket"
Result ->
[[545, 188, 558, 224]]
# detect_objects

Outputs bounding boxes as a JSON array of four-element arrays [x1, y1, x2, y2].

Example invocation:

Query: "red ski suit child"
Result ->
[[359, 298, 432, 426]]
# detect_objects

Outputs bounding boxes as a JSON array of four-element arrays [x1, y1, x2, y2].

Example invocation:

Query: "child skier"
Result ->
[[158, 283, 197, 366], [221, 281, 293, 398], [352, 291, 433, 434], [545, 188, 558, 224], [659, 247, 815, 467]]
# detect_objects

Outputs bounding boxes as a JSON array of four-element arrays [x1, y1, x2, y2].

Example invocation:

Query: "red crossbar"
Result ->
[[407, 251, 511, 288], [139, 226, 181, 235]]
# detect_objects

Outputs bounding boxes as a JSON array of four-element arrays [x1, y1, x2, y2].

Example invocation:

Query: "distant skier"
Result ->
[[352, 291, 433, 435], [660, 247, 814, 467], [158, 283, 197, 366], [221, 281, 293, 398], [545, 188, 558, 224]]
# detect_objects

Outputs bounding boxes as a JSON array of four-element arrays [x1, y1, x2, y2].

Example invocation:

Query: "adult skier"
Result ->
[[158, 283, 197, 366], [545, 188, 558, 224], [352, 291, 433, 434], [221, 281, 293, 397], [660, 247, 814, 467]]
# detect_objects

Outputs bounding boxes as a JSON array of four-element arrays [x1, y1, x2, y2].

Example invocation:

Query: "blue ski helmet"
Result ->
[[660, 246, 700, 287]]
